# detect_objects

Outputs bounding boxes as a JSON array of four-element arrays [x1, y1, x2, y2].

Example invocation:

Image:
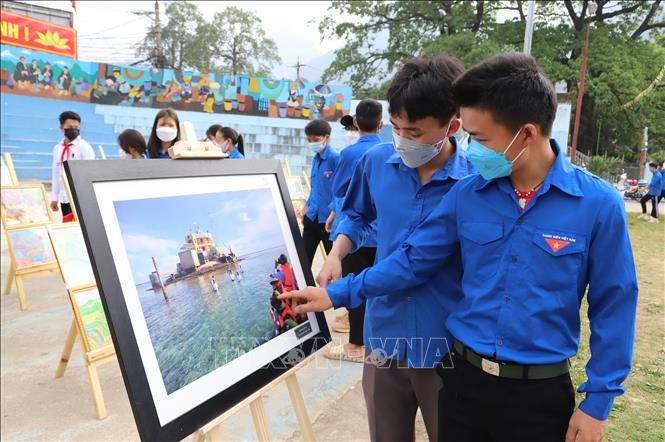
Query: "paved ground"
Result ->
[[0, 237, 428, 441]]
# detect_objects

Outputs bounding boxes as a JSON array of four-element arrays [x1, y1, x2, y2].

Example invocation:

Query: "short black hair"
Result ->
[[387, 55, 464, 125], [117, 129, 147, 156], [206, 124, 223, 138], [59, 111, 81, 125], [355, 99, 383, 132], [649, 162, 658, 168], [305, 119, 331, 137], [277, 254, 288, 265], [453, 53, 557, 136]]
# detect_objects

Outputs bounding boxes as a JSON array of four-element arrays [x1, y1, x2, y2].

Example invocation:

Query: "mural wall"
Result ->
[[0, 44, 352, 121]]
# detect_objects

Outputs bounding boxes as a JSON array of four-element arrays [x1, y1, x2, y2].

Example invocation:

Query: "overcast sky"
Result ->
[[19, 0, 348, 79]]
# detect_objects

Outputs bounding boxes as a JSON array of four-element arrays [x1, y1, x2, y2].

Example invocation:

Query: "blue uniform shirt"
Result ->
[[327, 140, 638, 420], [228, 149, 244, 160], [327, 138, 475, 368], [329, 134, 382, 245], [648, 169, 662, 195], [157, 150, 170, 159], [305, 146, 340, 223]]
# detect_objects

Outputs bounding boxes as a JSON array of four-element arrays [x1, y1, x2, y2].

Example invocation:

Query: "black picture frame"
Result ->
[[65, 159, 330, 441]]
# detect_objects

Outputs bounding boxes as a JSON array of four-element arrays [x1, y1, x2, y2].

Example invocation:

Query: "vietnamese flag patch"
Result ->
[[545, 238, 570, 253]]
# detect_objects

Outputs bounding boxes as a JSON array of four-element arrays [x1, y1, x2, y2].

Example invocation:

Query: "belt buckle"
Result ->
[[481, 358, 500, 376]]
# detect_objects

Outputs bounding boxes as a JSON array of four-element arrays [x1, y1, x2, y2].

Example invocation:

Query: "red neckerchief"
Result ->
[[60, 142, 73, 164], [514, 188, 538, 211]]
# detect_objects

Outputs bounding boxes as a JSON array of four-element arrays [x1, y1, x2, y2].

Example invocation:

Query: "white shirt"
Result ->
[[51, 136, 95, 203]]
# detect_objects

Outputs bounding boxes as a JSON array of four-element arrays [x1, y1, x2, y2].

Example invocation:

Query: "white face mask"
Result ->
[[156, 126, 177, 142], [344, 131, 360, 146], [392, 121, 451, 168]]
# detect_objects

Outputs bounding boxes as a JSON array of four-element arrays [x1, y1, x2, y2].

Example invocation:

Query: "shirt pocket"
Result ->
[[531, 228, 586, 291], [459, 222, 504, 279]]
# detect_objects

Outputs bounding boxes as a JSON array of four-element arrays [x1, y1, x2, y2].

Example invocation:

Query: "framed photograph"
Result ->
[[69, 285, 113, 353], [6, 225, 56, 270], [65, 159, 330, 441], [47, 223, 96, 289], [0, 184, 52, 228]]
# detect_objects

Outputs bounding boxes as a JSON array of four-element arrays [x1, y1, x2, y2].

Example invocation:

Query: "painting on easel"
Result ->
[[48, 223, 95, 289], [0, 185, 51, 227], [6, 226, 56, 269], [70, 286, 112, 352], [65, 159, 330, 441]]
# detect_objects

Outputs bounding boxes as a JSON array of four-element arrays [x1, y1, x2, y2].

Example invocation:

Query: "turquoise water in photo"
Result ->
[[136, 245, 289, 394]]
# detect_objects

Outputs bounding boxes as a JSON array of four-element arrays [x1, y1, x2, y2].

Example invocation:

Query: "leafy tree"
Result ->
[[206, 7, 281, 76], [135, 2, 280, 76], [320, 0, 665, 162]]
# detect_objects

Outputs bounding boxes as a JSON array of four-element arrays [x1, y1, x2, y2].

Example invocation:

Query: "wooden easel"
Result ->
[[2, 152, 19, 185], [97, 145, 107, 160], [1, 183, 59, 310], [193, 355, 316, 442], [47, 212, 117, 419], [54, 308, 116, 419]]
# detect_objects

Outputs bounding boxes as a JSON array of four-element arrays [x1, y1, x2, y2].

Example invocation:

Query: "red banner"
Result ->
[[0, 10, 77, 58]]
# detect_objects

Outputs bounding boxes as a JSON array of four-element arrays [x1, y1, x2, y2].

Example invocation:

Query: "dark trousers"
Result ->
[[436, 350, 575, 442], [60, 202, 72, 217], [302, 215, 333, 268], [363, 353, 442, 442], [341, 247, 376, 346], [640, 194, 658, 218]]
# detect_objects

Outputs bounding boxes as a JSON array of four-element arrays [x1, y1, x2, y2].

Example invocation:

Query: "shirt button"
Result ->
[[515, 219, 523, 225], [510, 256, 518, 263], [504, 296, 510, 303], [416, 193, 423, 199], [497, 338, 504, 346]]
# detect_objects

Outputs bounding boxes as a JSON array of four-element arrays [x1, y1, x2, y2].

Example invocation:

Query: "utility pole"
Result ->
[[288, 57, 308, 82], [153, 1, 164, 68], [639, 127, 648, 180], [523, 0, 536, 54]]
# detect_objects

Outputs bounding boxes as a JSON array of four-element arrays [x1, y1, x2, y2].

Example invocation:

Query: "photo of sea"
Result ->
[[113, 188, 307, 394]]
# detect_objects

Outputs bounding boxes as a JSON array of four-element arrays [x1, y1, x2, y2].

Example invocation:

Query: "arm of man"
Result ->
[[50, 144, 62, 211], [566, 192, 639, 442], [283, 182, 461, 312]]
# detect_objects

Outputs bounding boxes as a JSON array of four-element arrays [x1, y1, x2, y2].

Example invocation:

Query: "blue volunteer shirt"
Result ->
[[328, 134, 382, 245], [305, 146, 340, 223], [327, 140, 638, 420], [228, 149, 244, 160], [328, 138, 475, 368], [648, 169, 662, 195]]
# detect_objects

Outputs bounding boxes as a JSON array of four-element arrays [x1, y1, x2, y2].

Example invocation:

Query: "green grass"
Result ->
[[570, 214, 664, 441]]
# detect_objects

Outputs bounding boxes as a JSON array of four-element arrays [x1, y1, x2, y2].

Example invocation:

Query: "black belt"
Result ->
[[451, 340, 570, 380]]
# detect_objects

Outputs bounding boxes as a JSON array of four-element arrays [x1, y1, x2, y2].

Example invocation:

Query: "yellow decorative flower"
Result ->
[[34, 30, 71, 50]]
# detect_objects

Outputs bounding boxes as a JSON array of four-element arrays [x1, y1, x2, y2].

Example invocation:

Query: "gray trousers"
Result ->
[[362, 356, 442, 442]]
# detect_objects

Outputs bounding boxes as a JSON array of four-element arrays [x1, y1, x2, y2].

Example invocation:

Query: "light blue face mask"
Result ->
[[467, 129, 526, 180], [308, 140, 326, 154]]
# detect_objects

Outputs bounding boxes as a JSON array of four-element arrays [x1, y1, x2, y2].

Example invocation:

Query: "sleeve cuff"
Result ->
[[336, 219, 362, 252], [578, 392, 618, 420], [326, 280, 349, 309]]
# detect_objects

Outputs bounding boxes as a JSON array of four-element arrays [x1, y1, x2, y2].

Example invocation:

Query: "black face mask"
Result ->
[[64, 128, 80, 141]]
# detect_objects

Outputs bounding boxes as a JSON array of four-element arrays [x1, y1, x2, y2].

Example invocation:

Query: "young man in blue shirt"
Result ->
[[302, 119, 340, 267], [323, 100, 384, 361], [313, 56, 475, 441], [639, 162, 662, 223], [283, 53, 638, 442]]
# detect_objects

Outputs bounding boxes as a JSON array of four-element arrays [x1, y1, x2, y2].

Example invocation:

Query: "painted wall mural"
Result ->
[[0, 44, 352, 122]]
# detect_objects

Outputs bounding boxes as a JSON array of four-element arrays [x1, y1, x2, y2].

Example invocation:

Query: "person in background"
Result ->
[[219, 127, 245, 159], [657, 160, 664, 205], [340, 114, 360, 147], [13, 56, 29, 89], [323, 99, 385, 360], [117, 129, 148, 159], [639, 162, 662, 223], [57, 66, 72, 95], [302, 119, 340, 268], [146, 109, 181, 158], [205, 124, 223, 142], [29, 59, 41, 86], [50, 111, 95, 218], [41, 62, 53, 88]]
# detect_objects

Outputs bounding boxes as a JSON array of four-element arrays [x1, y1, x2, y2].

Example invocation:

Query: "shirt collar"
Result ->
[[318, 145, 332, 160], [62, 137, 80, 146], [476, 139, 584, 197], [358, 134, 381, 143]]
